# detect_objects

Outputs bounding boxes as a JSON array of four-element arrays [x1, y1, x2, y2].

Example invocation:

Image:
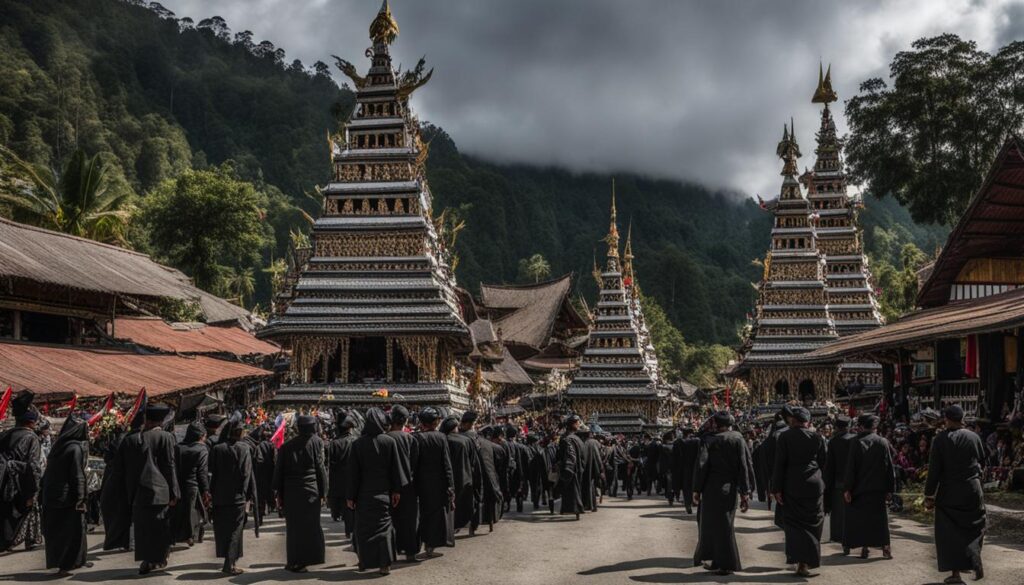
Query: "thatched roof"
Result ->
[[917, 136, 1024, 308], [479, 274, 578, 350], [802, 287, 1024, 362], [0, 217, 250, 325]]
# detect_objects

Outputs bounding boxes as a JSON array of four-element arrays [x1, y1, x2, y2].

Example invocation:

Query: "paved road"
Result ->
[[1, 496, 1021, 584]]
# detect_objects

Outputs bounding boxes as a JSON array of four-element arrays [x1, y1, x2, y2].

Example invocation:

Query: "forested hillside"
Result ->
[[0, 0, 947, 359]]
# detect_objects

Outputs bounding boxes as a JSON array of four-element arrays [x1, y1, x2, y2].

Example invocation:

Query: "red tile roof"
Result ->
[[0, 341, 273, 400], [114, 318, 280, 357]]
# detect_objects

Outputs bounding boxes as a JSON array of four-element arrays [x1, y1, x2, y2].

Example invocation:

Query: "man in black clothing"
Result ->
[[386, 405, 419, 562], [489, 428, 513, 513], [843, 414, 895, 560], [824, 415, 856, 552], [442, 416, 477, 534], [693, 412, 753, 576], [121, 404, 180, 575], [172, 421, 209, 547], [0, 390, 42, 553], [209, 424, 257, 575], [468, 420, 503, 530], [765, 408, 792, 527], [414, 407, 455, 558], [644, 435, 662, 495], [673, 426, 700, 514], [253, 423, 277, 518], [771, 406, 826, 577], [924, 405, 987, 583], [505, 425, 529, 513], [273, 415, 327, 573], [576, 425, 599, 511], [326, 413, 357, 537], [557, 416, 585, 519], [203, 414, 226, 451], [658, 431, 676, 505], [525, 433, 546, 509], [625, 440, 643, 499], [40, 414, 90, 576]]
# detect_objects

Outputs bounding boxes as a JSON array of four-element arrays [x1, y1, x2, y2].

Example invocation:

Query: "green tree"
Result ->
[[0, 146, 132, 243], [219, 265, 256, 307], [142, 165, 268, 291], [517, 253, 552, 283], [846, 34, 1024, 225], [640, 293, 687, 383], [873, 242, 930, 321]]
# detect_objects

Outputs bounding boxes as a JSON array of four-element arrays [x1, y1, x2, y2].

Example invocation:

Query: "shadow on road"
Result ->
[[628, 570, 807, 583], [578, 556, 690, 575]]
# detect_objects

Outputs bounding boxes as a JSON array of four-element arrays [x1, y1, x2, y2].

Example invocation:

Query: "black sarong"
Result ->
[[42, 507, 87, 570], [213, 504, 246, 564], [844, 491, 889, 548], [133, 504, 171, 564]]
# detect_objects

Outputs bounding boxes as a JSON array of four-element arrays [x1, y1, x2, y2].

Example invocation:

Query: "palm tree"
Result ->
[[220, 266, 256, 308], [518, 253, 551, 283], [0, 146, 132, 244]]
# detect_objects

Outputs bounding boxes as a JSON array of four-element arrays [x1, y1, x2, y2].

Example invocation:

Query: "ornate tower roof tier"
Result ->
[[262, 2, 469, 409]]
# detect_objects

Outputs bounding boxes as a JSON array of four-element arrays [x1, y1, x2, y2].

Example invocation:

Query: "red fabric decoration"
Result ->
[[965, 335, 978, 378], [66, 394, 78, 412], [270, 417, 287, 449], [87, 393, 116, 426], [125, 387, 147, 424], [0, 386, 11, 421]]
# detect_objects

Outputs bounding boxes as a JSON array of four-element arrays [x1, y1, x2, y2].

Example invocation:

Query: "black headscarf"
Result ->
[[49, 415, 88, 463], [363, 408, 388, 437], [296, 415, 317, 435], [12, 390, 38, 423]]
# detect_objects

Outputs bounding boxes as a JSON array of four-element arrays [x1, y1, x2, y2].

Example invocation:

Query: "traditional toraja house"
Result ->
[[803, 136, 1024, 421], [260, 2, 472, 409], [803, 65, 883, 394], [734, 120, 840, 403], [0, 217, 275, 408], [565, 189, 662, 435]]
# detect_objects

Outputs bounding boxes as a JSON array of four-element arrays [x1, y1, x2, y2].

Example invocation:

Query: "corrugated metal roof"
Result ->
[[113, 318, 280, 357], [0, 341, 272, 399]]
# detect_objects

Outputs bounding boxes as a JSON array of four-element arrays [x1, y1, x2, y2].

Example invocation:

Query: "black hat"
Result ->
[[713, 411, 734, 427], [205, 414, 226, 428], [480, 426, 495, 438], [419, 407, 439, 424], [834, 416, 851, 429], [390, 405, 410, 424], [461, 411, 479, 424], [857, 413, 879, 429], [145, 404, 171, 422], [943, 404, 965, 422], [505, 424, 519, 439], [12, 390, 37, 422], [565, 414, 582, 424], [780, 404, 796, 419], [792, 407, 811, 423], [440, 416, 460, 434]]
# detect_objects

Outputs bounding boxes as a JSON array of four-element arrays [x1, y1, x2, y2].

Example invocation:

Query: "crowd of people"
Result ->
[[0, 388, 1001, 583]]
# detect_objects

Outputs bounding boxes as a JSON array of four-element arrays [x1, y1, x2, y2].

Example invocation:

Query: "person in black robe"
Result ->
[[543, 433, 561, 511], [172, 421, 209, 546], [122, 404, 180, 574], [253, 423, 277, 518], [557, 416, 585, 519], [0, 391, 42, 554], [924, 405, 987, 583], [644, 435, 661, 495], [414, 407, 454, 557], [40, 414, 90, 575], [442, 416, 477, 534], [203, 414, 226, 452], [525, 433, 546, 509], [457, 412, 485, 531], [771, 407, 826, 577], [693, 412, 752, 576], [579, 426, 604, 511], [505, 425, 528, 513], [209, 424, 257, 575], [672, 426, 700, 514], [658, 431, 676, 506], [842, 414, 895, 560], [326, 413, 357, 537], [824, 415, 856, 553], [765, 408, 791, 528], [475, 426, 504, 529], [101, 407, 144, 552], [273, 414, 327, 573], [386, 405, 419, 561], [489, 428, 512, 514], [348, 408, 408, 576]]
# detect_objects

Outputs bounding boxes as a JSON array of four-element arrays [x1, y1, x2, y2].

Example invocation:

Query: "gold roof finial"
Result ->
[[777, 118, 801, 177], [604, 179, 620, 260], [623, 219, 637, 295], [812, 61, 838, 104], [592, 249, 602, 287], [370, 0, 400, 46]]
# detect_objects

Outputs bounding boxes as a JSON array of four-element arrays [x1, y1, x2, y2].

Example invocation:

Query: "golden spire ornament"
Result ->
[[812, 62, 838, 104], [604, 179, 620, 260], [370, 0, 400, 45]]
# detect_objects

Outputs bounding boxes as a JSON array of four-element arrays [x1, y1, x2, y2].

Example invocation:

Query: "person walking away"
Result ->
[[557, 416, 585, 519], [692, 412, 753, 576], [673, 426, 700, 514], [824, 415, 856, 553], [40, 414, 90, 575], [172, 421, 209, 547], [386, 405, 419, 561], [413, 407, 454, 558], [209, 423, 256, 575], [924, 405, 987, 583], [771, 407, 826, 577], [442, 416, 477, 535], [843, 414, 895, 560], [0, 391, 42, 553], [327, 413, 357, 538], [272, 415, 327, 573], [348, 408, 408, 576]]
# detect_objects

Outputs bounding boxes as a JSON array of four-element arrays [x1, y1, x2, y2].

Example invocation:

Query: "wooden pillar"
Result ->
[[898, 349, 912, 421], [386, 337, 394, 382], [12, 310, 21, 341], [881, 362, 895, 411]]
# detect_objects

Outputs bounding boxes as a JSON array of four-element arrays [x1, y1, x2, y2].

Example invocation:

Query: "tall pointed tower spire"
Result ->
[[777, 119, 803, 200], [812, 62, 838, 104], [604, 179, 620, 264], [623, 219, 637, 293], [370, 0, 399, 46]]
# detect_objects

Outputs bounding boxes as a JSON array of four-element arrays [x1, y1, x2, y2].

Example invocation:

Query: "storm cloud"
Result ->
[[162, 0, 1022, 198]]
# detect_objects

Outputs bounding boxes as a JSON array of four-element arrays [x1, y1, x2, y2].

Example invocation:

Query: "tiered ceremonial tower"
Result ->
[[739, 121, 839, 402], [803, 65, 884, 390], [567, 187, 660, 434], [261, 1, 471, 409]]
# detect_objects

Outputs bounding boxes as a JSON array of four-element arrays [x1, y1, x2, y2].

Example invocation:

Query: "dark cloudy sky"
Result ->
[[162, 0, 1022, 199]]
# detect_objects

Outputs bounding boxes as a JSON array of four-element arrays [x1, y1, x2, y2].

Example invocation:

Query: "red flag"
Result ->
[[725, 386, 732, 409], [848, 403, 857, 417], [66, 394, 78, 412], [270, 417, 287, 449], [0, 386, 11, 421], [125, 387, 147, 425], [87, 392, 116, 426]]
